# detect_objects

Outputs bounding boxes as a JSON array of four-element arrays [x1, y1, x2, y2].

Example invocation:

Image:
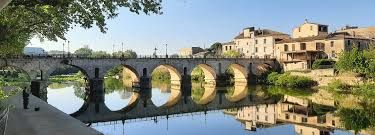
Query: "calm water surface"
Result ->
[[45, 79, 361, 135]]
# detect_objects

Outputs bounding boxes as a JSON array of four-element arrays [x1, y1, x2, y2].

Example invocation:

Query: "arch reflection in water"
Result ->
[[191, 82, 216, 105], [104, 78, 132, 111], [47, 82, 84, 114], [225, 81, 248, 102]]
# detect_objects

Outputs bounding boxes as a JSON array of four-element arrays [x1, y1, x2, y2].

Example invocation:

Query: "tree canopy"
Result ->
[[74, 46, 93, 57], [0, 0, 162, 55], [222, 50, 241, 58]]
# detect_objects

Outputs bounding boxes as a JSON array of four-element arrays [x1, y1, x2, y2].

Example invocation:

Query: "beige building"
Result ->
[[222, 41, 235, 53], [236, 104, 278, 130], [179, 47, 204, 56], [222, 27, 289, 58], [276, 20, 374, 71], [337, 26, 375, 39]]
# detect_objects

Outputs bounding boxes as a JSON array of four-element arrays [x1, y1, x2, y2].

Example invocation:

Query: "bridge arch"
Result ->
[[150, 64, 182, 85], [226, 63, 248, 83], [191, 64, 217, 84], [122, 65, 140, 87]]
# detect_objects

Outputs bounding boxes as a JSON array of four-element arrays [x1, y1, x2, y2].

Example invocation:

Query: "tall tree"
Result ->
[[74, 46, 93, 57], [209, 42, 222, 56], [0, 0, 162, 55]]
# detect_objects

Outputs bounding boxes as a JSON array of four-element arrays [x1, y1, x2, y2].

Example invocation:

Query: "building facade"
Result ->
[[179, 47, 204, 56], [222, 27, 289, 58], [276, 20, 374, 71]]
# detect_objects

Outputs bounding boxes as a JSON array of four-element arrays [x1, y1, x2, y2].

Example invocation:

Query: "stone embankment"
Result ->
[[289, 69, 363, 86]]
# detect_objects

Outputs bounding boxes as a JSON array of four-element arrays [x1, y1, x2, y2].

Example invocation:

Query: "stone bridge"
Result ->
[[0, 57, 279, 100]]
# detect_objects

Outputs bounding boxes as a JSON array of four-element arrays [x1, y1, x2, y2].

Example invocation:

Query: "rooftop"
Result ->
[[234, 29, 289, 39]]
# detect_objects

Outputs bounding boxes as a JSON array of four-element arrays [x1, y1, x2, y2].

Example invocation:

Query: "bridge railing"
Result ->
[[0, 54, 277, 59]]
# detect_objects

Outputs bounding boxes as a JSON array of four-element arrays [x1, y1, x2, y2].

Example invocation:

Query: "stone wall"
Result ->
[[290, 69, 363, 86]]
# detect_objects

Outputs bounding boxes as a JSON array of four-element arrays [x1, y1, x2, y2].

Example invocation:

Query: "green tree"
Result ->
[[112, 50, 137, 58], [0, 0, 162, 55], [335, 46, 375, 79], [208, 42, 222, 56], [90, 51, 110, 58], [223, 50, 242, 58], [74, 46, 93, 57]]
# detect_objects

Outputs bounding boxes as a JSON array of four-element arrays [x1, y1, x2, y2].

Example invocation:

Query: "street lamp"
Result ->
[[122, 42, 124, 52], [165, 44, 168, 58], [67, 40, 70, 57], [62, 43, 65, 57]]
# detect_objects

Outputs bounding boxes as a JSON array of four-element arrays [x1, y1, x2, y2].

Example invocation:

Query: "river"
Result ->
[[43, 78, 370, 135]]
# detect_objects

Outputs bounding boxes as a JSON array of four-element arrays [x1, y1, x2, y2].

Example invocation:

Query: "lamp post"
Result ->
[[165, 44, 168, 58], [122, 42, 124, 52], [67, 40, 70, 57], [62, 43, 65, 58]]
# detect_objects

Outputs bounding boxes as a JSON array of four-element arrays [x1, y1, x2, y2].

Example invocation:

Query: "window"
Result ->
[[310, 26, 313, 30], [225, 46, 228, 51], [285, 114, 290, 119], [255, 40, 258, 44], [332, 51, 336, 58], [264, 47, 266, 52], [255, 47, 258, 53], [229, 46, 232, 50], [250, 33, 252, 38], [347, 40, 351, 46], [264, 39, 267, 44], [302, 117, 308, 123], [293, 115, 296, 120], [330, 41, 334, 47], [246, 42, 248, 45], [316, 43, 325, 51], [332, 120, 336, 126], [256, 115, 259, 120], [300, 43, 306, 50], [292, 44, 295, 51], [298, 27, 301, 32], [256, 106, 259, 112], [238, 41, 240, 45], [284, 44, 289, 51], [265, 116, 268, 121]]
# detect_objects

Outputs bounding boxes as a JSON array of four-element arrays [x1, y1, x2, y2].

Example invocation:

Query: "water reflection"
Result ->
[[43, 78, 373, 135]]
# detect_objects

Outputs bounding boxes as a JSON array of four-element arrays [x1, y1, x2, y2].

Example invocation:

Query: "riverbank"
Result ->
[[4, 93, 102, 135]]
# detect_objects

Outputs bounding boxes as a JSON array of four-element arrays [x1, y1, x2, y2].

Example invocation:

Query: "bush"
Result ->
[[267, 72, 316, 88], [266, 72, 281, 84], [327, 79, 351, 92], [312, 59, 335, 69]]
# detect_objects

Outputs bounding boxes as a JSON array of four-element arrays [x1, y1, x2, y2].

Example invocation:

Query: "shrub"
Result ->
[[312, 59, 335, 69], [266, 72, 281, 84], [268, 73, 316, 88], [327, 79, 351, 92]]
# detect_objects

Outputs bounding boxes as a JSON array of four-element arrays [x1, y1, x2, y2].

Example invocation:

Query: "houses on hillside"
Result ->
[[221, 20, 375, 71]]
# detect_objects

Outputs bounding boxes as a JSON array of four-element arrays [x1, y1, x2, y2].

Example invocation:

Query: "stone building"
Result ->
[[337, 26, 375, 39], [236, 104, 278, 130], [275, 20, 374, 71], [179, 47, 204, 56], [222, 27, 289, 58]]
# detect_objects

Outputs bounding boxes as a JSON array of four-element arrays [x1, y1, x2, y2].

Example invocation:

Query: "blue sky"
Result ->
[[29, 0, 375, 55]]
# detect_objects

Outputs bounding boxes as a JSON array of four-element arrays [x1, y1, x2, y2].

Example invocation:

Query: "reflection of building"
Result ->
[[179, 47, 204, 56], [236, 104, 278, 130], [275, 20, 374, 71], [234, 95, 342, 135]]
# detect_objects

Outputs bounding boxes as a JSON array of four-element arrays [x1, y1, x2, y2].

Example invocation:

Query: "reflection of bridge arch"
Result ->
[[226, 83, 248, 102], [194, 83, 216, 105], [194, 64, 216, 84], [227, 64, 248, 83]]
